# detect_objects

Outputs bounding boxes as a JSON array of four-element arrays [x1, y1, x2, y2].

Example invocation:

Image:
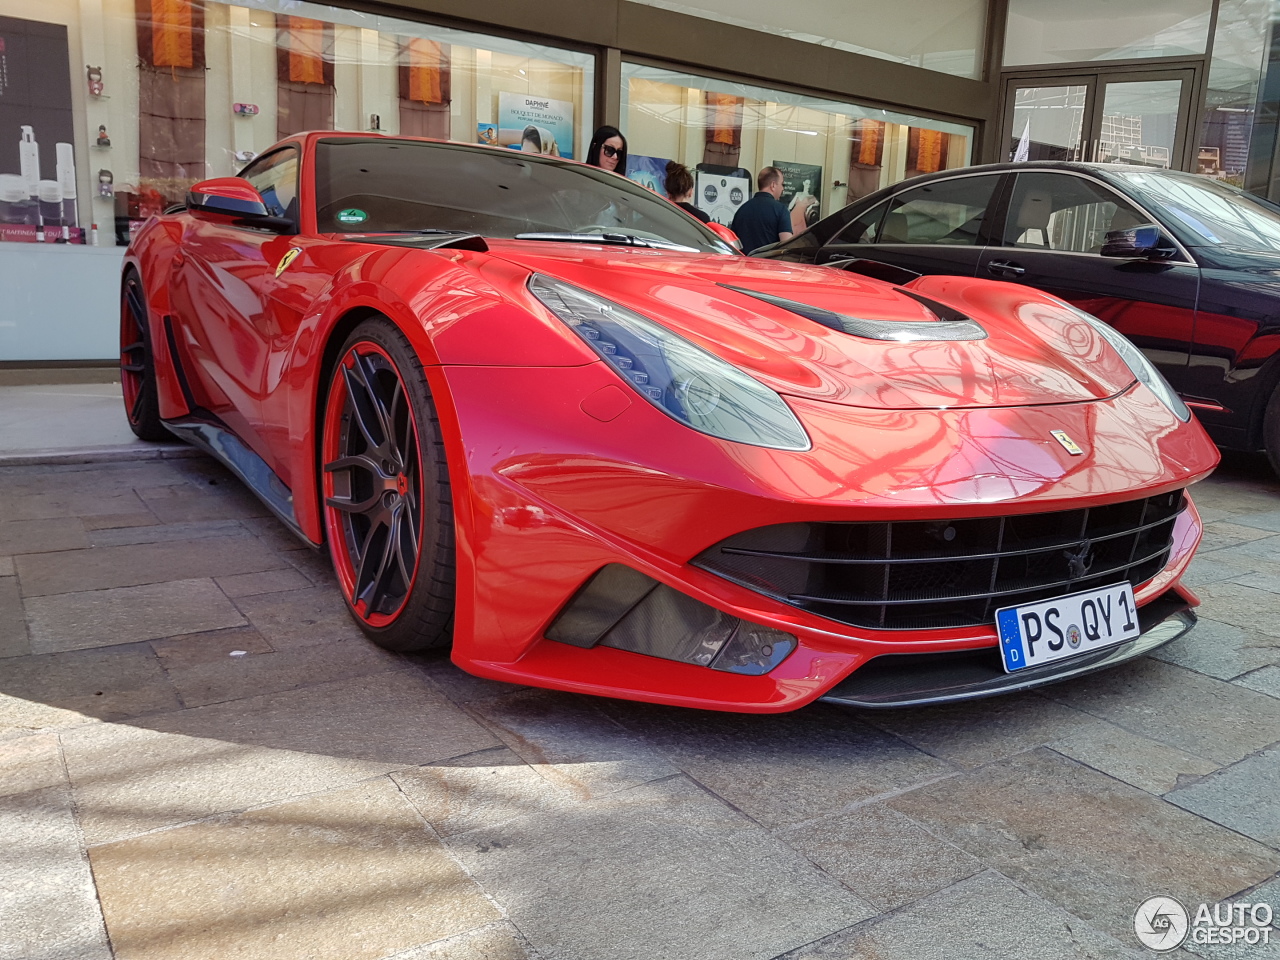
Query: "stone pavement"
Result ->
[[0, 447, 1277, 960]]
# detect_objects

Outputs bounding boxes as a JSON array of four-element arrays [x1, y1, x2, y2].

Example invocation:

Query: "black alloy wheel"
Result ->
[[321, 316, 455, 651], [120, 270, 169, 441]]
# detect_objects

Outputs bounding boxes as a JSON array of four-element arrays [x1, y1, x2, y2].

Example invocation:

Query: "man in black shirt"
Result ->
[[731, 166, 794, 253]]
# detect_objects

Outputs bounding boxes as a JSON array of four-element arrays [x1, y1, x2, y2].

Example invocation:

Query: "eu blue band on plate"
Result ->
[[997, 608, 1024, 669]]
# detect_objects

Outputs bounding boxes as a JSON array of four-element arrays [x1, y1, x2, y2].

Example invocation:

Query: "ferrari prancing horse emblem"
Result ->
[[275, 247, 302, 277], [1051, 429, 1084, 455]]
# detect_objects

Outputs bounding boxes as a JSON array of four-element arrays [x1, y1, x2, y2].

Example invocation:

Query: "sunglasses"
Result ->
[[600, 144, 620, 158]]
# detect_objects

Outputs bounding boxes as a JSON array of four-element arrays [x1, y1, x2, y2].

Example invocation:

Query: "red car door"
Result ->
[[169, 146, 304, 462]]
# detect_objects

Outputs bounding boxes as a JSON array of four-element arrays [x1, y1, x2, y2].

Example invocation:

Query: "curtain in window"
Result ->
[[907, 127, 947, 176], [276, 16, 334, 139], [398, 38, 451, 139], [135, 0, 206, 205], [848, 118, 885, 200]]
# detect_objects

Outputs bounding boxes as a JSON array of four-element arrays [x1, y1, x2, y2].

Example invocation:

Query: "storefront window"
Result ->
[[1004, 0, 1212, 66], [0, 0, 594, 249], [621, 63, 974, 228], [623, 0, 986, 79], [1197, 0, 1278, 188]]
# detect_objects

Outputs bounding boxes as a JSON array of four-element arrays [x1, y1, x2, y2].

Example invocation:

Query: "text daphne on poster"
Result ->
[[495, 92, 575, 160]]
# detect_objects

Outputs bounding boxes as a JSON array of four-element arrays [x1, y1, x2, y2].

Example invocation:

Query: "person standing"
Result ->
[[663, 161, 710, 222], [731, 166, 793, 253], [587, 126, 628, 176]]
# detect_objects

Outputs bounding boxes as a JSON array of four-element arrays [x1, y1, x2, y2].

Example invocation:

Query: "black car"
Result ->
[[753, 161, 1280, 472]]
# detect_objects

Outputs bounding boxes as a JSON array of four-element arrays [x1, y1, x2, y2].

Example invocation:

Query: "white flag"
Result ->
[[1013, 119, 1031, 163]]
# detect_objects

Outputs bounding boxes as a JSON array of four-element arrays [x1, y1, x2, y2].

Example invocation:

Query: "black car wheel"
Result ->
[[120, 270, 170, 442], [320, 316, 455, 651]]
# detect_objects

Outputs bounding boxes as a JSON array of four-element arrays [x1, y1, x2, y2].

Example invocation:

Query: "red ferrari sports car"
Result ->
[[121, 132, 1219, 711]]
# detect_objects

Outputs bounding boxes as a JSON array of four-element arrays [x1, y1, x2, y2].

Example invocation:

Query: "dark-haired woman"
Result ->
[[664, 161, 710, 223], [587, 126, 627, 175]]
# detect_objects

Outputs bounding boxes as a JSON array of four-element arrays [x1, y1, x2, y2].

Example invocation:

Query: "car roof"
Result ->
[[879, 160, 1198, 191]]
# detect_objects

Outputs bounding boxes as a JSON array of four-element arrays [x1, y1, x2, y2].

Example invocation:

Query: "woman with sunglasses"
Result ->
[[587, 126, 628, 175]]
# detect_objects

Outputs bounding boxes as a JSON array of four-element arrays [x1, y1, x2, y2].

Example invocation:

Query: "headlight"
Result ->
[[1059, 300, 1191, 422], [530, 274, 811, 450]]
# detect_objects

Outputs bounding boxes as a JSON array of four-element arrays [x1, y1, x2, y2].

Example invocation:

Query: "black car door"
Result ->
[[815, 172, 1010, 278], [975, 170, 1199, 394]]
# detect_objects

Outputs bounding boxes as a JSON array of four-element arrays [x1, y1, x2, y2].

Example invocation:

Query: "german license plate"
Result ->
[[996, 582, 1140, 673]]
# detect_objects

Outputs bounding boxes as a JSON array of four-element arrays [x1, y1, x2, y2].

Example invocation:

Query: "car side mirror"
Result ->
[[1100, 224, 1175, 260], [706, 222, 742, 252], [187, 178, 294, 233]]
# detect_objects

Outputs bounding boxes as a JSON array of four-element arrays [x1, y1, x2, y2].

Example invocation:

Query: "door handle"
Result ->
[[987, 260, 1025, 278]]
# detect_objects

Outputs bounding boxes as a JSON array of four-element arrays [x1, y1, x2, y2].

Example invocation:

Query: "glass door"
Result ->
[[1002, 68, 1197, 170]]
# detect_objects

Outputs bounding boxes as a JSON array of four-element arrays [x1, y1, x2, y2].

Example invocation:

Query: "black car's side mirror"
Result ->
[[1100, 224, 1176, 260]]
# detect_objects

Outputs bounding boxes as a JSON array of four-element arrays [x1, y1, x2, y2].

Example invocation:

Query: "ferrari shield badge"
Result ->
[[275, 247, 302, 278], [1051, 429, 1084, 455]]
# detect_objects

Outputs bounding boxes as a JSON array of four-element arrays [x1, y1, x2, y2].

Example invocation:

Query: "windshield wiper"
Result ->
[[513, 232, 699, 252]]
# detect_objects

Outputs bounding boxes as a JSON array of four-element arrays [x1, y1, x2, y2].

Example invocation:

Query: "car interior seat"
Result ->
[[880, 211, 910, 243], [1012, 188, 1054, 247]]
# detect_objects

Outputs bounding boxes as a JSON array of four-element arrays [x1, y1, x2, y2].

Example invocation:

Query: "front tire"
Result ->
[[120, 270, 169, 441], [321, 317, 455, 651], [1264, 384, 1280, 478]]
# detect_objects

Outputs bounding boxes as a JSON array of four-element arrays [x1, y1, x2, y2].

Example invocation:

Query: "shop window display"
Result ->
[[0, 0, 594, 248], [621, 64, 974, 228]]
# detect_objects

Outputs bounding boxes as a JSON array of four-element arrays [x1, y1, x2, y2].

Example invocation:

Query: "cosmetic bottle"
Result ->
[[0, 174, 35, 224], [19, 126, 40, 197], [38, 180, 63, 239], [56, 143, 77, 233]]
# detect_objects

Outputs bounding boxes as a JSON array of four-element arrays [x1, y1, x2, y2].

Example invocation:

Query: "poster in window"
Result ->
[[695, 168, 750, 226], [496, 92, 574, 159], [0, 15, 82, 243], [773, 160, 822, 234], [627, 154, 673, 194]]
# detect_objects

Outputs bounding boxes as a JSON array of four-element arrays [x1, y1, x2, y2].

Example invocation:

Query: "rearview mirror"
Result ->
[[706, 222, 741, 252], [187, 178, 294, 233], [1100, 224, 1175, 260]]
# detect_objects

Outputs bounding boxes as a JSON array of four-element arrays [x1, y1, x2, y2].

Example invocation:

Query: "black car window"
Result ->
[[239, 147, 300, 225], [1002, 172, 1148, 253], [877, 176, 998, 246], [312, 138, 730, 253], [1114, 168, 1280, 252], [827, 200, 888, 245]]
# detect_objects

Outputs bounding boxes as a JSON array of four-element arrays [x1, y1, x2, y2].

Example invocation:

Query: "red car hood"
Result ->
[[485, 242, 1137, 411]]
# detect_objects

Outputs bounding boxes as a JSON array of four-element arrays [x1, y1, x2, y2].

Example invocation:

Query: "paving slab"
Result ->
[[444, 774, 875, 960], [601, 699, 954, 828], [887, 749, 1280, 943], [780, 803, 982, 911], [89, 776, 499, 960], [89, 518, 247, 548], [860, 691, 1102, 770], [214, 566, 312, 598], [62, 671, 499, 844], [16, 534, 290, 598], [394, 747, 575, 839], [0, 517, 89, 558], [149, 625, 275, 669], [388, 922, 533, 960], [0, 691, 98, 739], [163, 635, 403, 708], [405, 651, 528, 705], [1237, 666, 1280, 699], [777, 870, 1139, 960], [230, 585, 367, 650], [1197, 521, 1280, 553], [0, 734, 65, 797], [24, 578, 247, 653], [135, 476, 271, 523], [1153, 617, 1280, 681], [239, 515, 312, 552], [0, 576, 27, 659], [1166, 747, 1280, 848], [0, 558, 12, 578], [0, 786, 111, 960], [0, 642, 180, 721], [1047, 657, 1280, 765], [468, 690, 680, 801], [1049, 720, 1222, 795], [1197, 581, 1280, 639]]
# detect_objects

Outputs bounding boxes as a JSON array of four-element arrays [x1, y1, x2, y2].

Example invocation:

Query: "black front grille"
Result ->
[[693, 490, 1186, 631]]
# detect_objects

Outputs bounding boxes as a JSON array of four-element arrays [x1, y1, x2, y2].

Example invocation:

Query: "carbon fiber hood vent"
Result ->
[[718, 283, 987, 342]]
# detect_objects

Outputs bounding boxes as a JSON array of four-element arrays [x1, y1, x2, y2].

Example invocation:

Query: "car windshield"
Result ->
[[1112, 168, 1280, 252], [313, 137, 731, 254]]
